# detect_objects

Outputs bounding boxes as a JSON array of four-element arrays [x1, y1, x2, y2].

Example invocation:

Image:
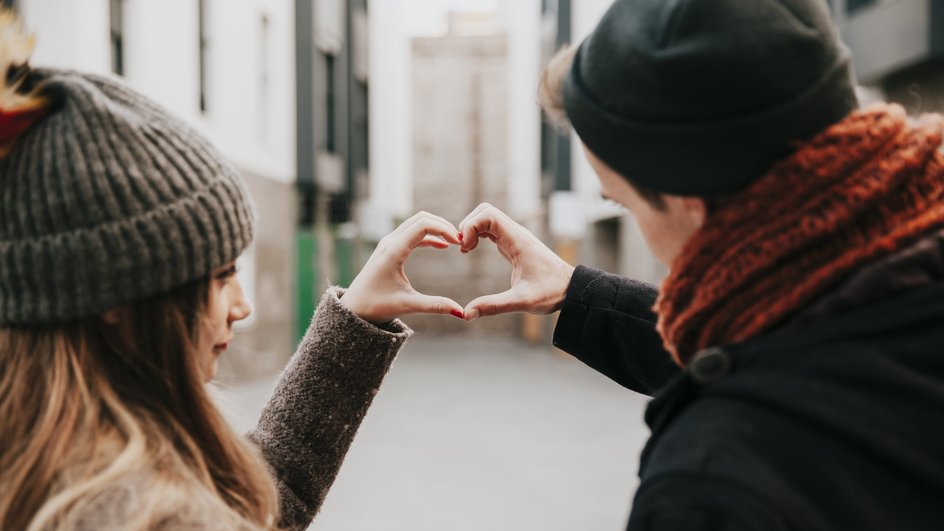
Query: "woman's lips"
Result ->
[[214, 334, 234, 352]]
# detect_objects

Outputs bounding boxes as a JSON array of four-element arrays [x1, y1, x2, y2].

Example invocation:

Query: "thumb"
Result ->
[[463, 288, 531, 321], [405, 292, 465, 319]]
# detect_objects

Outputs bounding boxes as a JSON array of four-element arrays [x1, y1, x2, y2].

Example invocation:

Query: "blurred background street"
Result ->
[[219, 336, 649, 531]]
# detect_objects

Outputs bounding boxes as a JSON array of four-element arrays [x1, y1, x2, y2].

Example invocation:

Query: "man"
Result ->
[[455, 0, 944, 529]]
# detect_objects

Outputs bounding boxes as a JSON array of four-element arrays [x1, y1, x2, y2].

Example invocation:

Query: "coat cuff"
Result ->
[[325, 286, 414, 339], [554, 265, 602, 353]]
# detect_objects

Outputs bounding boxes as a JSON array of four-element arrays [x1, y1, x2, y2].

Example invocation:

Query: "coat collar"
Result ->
[[640, 278, 944, 475]]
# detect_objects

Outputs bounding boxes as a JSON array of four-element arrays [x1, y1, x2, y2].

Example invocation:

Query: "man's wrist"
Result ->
[[550, 263, 577, 313]]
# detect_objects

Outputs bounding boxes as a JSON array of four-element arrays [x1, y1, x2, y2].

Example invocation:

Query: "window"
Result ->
[[325, 53, 337, 153], [351, 7, 368, 83], [259, 13, 272, 141], [110, 0, 124, 75], [314, 0, 344, 54], [198, 0, 209, 113], [539, 0, 571, 193], [846, 0, 876, 15]]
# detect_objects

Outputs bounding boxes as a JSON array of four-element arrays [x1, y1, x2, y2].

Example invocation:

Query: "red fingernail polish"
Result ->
[[457, 233, 464, 242], [451, 310, 464, 319]]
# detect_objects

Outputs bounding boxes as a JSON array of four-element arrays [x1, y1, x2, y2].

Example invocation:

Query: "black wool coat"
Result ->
[[553, 264, 944, 531]]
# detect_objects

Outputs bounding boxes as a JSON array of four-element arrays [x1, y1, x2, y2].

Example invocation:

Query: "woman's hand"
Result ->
[[340, 211, 465, 324], [458, 203, 575, 321]]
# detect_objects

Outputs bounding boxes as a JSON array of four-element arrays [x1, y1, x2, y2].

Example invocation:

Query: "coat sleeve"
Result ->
[[246, 287, 412, 531], [627, 474, 791, 531], [552, 265, 679, 395]]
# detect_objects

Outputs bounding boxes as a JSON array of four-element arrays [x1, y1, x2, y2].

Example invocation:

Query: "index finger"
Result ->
[[459, 207, 518, 253], [395, 217, 462, 256], [393, 210, 459, 239], [458, 202, 494, 232]]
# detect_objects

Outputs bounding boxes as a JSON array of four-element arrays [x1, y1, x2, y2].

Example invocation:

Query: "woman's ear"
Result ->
[[681, 197, 708, 229]]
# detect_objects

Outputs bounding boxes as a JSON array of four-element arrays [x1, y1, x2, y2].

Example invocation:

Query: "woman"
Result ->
[[0, 12, 463, 530]]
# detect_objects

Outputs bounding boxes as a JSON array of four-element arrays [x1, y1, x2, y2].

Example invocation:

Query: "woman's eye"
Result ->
[[216, 264, 239, 280]]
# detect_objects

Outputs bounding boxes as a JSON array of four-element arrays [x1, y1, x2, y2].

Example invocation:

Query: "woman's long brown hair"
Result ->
[[0, 279, 280, 530]]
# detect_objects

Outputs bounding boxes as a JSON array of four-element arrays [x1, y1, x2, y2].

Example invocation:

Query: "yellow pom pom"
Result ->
[[0, 8, 46, 158]]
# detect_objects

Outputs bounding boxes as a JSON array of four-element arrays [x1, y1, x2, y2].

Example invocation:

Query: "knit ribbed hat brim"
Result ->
[[0, 70, 255, 325], [563, 0, 860, 196]]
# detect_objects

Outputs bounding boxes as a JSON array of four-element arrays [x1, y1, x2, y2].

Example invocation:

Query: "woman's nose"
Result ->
[[229, 283, 253, 323], [230, 297, 253, 323]]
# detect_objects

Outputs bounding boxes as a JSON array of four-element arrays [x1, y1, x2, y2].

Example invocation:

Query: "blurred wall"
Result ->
[[365, 0, 415, 232], [836, 0, 944, 116], [496, 1, 542, 222], [409, 33, 516, 336], [21, 0, 111, 73], [218, 172, 297, 381]]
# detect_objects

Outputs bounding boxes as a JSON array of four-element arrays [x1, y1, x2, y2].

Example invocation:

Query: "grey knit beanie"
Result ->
[[0, 68, 255, 325], [564, 0, 859, 196]]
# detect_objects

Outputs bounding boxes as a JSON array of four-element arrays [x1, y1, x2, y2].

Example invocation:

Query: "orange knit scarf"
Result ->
[[656, 103, 944, 366]]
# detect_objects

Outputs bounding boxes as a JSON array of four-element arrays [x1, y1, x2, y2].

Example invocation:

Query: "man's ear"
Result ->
[[681, 197, 708, 228], [101, 308, 122, 325]]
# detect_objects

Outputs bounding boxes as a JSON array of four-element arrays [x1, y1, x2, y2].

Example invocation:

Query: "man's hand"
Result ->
[[458, 203, 576, 321], [341, 211, 465, 324]]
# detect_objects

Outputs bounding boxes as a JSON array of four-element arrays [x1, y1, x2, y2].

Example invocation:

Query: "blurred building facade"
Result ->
[[368, 3, 543, 338], [408, 27, 516, 335], [370, 0, 663, 341], [294, 0, 372, 342], [832, 0, 944, 114]]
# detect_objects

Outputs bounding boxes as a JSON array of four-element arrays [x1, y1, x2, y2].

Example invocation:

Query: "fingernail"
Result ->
[[466, 309, 479, 321], [457, 232, 464, 242], [451, 309, 464, 319]]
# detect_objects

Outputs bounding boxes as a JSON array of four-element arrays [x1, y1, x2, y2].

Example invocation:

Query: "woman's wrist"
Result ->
[[337, 289, 372, 322]]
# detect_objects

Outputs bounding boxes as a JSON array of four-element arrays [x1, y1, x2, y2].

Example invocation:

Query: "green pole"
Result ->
[[334, 231, 354, 288], [295, 230, 318, 342]]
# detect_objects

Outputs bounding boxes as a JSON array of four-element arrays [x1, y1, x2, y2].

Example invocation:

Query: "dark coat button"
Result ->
[[688, 347, 732, 385]]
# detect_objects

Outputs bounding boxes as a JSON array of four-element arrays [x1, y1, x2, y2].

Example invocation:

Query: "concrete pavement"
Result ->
[[218, 336, 651, 531]]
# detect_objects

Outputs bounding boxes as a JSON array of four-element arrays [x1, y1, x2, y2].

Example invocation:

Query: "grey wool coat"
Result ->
[[249, 287, 412, 529], [68, 287, 411, 531]]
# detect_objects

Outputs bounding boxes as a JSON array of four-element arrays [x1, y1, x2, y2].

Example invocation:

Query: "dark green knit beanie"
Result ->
[[564, 0, 859, 196], [0, 68, 255, 325]]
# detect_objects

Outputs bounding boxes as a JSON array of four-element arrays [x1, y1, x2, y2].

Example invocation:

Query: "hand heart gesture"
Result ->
[[341, 211, 465, 323], [457, 203, 575, 321]]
